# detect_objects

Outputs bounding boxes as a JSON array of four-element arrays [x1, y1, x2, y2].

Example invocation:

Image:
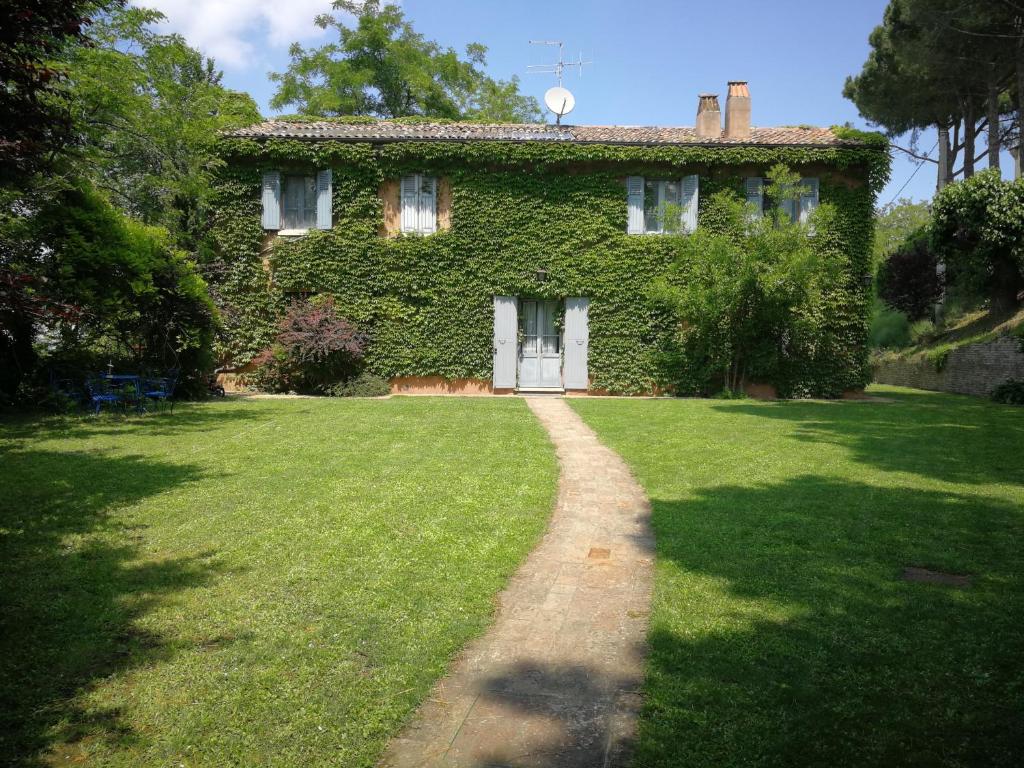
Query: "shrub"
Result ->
[[991, 379, 1024, 405], [932, 170, 1024, 314], [868, 299, 911, 349], [877, 233, 943, 320], [909, 319, 935, 345], [325, 372, 391, 397], [252, 297, 368, 393]]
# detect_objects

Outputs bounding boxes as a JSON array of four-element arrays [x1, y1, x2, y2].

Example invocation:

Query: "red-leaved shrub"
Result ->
[[253, 297, 368, 393]]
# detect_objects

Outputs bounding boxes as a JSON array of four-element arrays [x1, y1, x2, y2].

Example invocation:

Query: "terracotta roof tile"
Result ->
[[224, 120, 861, 147]]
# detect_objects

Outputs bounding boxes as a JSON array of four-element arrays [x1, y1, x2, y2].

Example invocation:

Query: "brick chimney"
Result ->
[[696, 93, 721, 139], [724, 81, 751, 140]]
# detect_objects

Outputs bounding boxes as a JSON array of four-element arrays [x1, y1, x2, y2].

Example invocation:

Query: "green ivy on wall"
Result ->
[[210, 130, 890, 395]]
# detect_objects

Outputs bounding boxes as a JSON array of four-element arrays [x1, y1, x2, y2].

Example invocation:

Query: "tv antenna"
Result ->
[[527, 40, 591, 124]]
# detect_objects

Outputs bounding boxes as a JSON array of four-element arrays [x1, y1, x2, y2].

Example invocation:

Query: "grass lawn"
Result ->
[[570, 386, 1024, 768], [0, 397, 557, 767]]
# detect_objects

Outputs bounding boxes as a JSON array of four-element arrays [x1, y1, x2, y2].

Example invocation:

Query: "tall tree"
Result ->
[[67, 7, 260, 252], [0, 0, 120, 182], [270, 0, 541, 122], [845, 0, 1020, 190]]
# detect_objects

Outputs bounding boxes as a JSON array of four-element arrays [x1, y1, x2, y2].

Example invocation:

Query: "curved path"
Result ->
[[381, 397, 654, 768]]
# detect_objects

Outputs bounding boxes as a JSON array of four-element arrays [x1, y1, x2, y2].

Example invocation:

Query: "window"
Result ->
[[627, 175, 698, 235], [643, 179, 682, 234], [745, 177, 818, 226], [281, 175, 317, 230], [400, 174, 437, 234]]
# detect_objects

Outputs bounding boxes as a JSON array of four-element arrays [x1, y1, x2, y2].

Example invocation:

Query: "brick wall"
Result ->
[[873, 335, 1024, 396]]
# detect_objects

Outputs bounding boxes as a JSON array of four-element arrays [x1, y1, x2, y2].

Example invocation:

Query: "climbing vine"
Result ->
[[210, 128, 889, 395]]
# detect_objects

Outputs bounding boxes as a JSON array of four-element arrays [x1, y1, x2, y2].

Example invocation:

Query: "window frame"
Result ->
[[642, 178, 683, 235], [280, 174, 318, 232]]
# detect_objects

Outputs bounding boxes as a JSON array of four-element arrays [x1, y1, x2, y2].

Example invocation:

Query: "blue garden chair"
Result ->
[[142, 371, 178, 412], [85, 375, 123, 415]]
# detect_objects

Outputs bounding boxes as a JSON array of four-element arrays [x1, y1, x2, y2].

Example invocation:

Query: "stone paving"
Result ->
[[380, 396, 654, 768]]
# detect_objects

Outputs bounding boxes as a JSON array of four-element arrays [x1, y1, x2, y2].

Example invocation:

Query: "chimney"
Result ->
[[696, 93, 721, 139], [724, 81, 751, 140]]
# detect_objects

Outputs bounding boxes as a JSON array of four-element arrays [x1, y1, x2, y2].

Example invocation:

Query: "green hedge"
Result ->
[[210, 132, 889, 395]]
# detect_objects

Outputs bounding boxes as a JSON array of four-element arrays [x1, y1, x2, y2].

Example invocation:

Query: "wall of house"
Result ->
[[211, 138, 885, 395], [873, 335, 1024, 396]]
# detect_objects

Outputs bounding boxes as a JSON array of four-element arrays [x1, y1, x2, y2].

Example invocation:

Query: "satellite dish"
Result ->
[[544, 86, 575, 122]]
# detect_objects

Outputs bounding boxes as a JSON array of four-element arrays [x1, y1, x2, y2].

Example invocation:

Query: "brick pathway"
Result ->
[[380, 396, 654, 768]]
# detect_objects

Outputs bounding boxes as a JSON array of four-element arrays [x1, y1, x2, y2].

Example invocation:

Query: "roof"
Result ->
[[224, 120, 862, 147]]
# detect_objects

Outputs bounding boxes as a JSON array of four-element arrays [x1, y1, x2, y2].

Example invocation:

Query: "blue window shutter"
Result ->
[[493, 296, 518, 388], [799, 177, 820, 225], [316, 169, 332, 229], [681, 175, 699, 233], [400, 175, 418, 233], [744, 177, 763, 219], [563, 297, 590, 389], [626, 176, 644, 234], [261, 170, 281, 230]]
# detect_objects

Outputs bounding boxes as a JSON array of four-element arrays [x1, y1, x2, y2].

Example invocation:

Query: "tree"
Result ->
[[270, 0, 541, 122], [0, 0, 120, 181], [873, 199, 932, 266], [877, 233, 943, 319], [844, 0, 1020, 190], [931, 169, 1024, 313], [67, 7, 260, 252], [651, 167, 842, 394]]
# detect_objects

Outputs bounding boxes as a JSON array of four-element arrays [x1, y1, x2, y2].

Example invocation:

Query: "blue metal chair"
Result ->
[[142, 371, 178, 412], [85, 375, 122, 415]]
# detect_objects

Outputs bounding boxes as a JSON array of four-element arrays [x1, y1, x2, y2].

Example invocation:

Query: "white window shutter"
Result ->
[[626, 176, 644, 234], [563, 297, 589, 389], [744, 177, 763, 219], [315, 169, 332, 229], [492, 296, 518, 388], [799, 177, 820, 225], [261, 170, 281, 230], [681, 175, 699, 233], [419, 176, 437, 233], [400, 174, 418, 232]]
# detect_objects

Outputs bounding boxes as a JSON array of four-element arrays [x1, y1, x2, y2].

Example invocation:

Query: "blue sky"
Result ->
[[144, 0, 1004, 205]]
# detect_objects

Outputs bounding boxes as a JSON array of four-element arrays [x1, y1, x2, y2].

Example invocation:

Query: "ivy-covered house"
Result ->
[[212, 82, 889, 396]]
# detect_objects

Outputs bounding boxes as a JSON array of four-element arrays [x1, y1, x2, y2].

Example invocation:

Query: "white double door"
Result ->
[[518, 299, 562, 389]]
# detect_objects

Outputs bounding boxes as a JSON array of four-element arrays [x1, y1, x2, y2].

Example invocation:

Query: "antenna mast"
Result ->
[[527, 40, 591, 88]]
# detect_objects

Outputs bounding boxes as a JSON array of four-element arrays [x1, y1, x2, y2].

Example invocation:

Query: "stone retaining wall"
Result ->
[[873, 334, 1024, 396]]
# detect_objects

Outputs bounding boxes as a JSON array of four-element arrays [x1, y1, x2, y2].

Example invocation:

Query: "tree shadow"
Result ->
[[445, 660, 642, 768], [714, 389, 1024, 486], [0, 445, 228, 766], [636, 475, 1024, 767], [0, 400, 267, 443]]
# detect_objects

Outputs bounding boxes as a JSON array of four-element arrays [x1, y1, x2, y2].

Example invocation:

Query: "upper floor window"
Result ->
[[745, 176, 819, 225], [282, 175, 317, 230], [400, 174, 437, 234], [627, 175, 698, 235], [261, 169, 332, 232]]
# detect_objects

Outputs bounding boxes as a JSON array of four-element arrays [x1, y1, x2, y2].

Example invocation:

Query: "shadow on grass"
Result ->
[[714, 389, 1024, 487], [636, 475, 1024, 768], [0, 445, 225, 766], [0, 400, 267, 443]]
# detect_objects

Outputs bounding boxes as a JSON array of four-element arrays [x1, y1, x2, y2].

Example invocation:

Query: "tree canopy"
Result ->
[[269, 0, 541, 122], [844, 0, 1022, 189]]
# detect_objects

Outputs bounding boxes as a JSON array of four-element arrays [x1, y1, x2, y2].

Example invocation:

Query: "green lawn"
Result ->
[[0, 397, 557, 767], [570, 386, 1024, 768]]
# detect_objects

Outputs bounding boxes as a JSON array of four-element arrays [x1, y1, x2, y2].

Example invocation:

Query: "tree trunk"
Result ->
[[1017, 37, 1024, 180], [988, 72, 1001, 172], [937, 124, 952, 191], [963, 102, 977, 178], [991, 254, 1023, 315]]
